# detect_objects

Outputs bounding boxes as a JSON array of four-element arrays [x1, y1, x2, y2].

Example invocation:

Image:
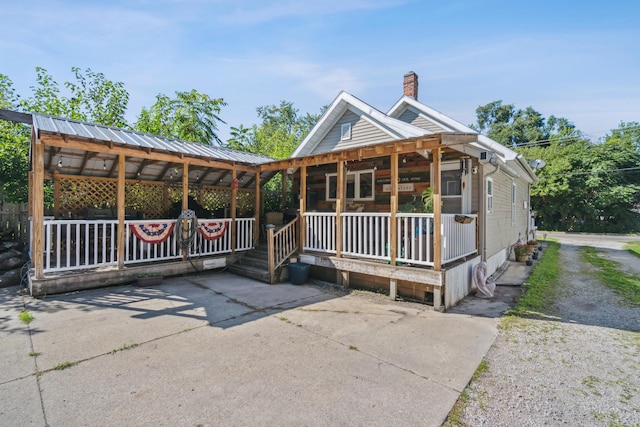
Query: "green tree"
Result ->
[[20, 67, 129, 127], [134, 90, 227, 145], [473, 100, 577, 147], [227, 100, 323, 158], [0, 74, 30, 203], [519, 123, 640, 232], [226, 101, 324, 210]]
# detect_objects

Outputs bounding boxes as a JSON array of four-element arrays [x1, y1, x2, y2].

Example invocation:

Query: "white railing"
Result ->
[[304, 212, 337, 253], [194, 218, 232, 256], [303, 211, 477, 267], [235, 218, 255, 251], [441, 214, 477, 264], [396, 213, 435, 266], [42, 219, 119, 273], [341, 212, 390, 261], [38, 217, 253, 272], [125, 219, 182, 264]]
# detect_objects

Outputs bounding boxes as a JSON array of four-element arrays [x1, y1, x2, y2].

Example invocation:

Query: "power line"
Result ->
[[507, 123, 640, 149], [538, 166, 640, 178]]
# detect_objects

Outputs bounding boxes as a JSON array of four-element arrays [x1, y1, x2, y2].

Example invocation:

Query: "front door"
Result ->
[[436, 161, 472, 214]]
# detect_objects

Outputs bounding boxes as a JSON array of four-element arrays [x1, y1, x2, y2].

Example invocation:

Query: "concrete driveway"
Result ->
[[1, 271, 499, 427]]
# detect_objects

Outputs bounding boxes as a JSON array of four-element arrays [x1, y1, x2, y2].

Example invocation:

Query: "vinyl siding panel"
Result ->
[[397, 109, 447, 133], [484, 171, 530, 259], [313, 110, 394, 154]]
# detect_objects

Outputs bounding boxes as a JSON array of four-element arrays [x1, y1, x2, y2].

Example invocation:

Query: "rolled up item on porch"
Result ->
[[473, 261, 495, 298]]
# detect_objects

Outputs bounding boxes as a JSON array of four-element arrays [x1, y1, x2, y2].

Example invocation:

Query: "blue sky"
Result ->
[[1, 0, 638, 142]]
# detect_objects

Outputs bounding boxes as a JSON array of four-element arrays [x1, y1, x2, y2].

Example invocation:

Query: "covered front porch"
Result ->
[[261, 133, 483, 309]]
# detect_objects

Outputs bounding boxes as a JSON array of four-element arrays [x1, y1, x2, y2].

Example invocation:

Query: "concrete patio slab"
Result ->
[[2, 270, 502, 426]]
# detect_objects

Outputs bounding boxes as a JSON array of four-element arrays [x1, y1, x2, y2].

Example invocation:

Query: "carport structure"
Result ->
[[0, 110, 282, 295]]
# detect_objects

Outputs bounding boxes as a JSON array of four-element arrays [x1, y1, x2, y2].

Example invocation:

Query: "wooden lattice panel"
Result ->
[[201, 186, 231, 211], [236, 189, 255, 216], [125, 181, 165, 218], [56, 176, 117, 217]]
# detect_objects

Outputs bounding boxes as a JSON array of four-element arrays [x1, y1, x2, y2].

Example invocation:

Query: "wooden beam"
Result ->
[[254, 171, 261, 244], [117, 154, 126, 269], [39, 133, 257, 172], [45, 147, 61, 172], [281, 171, 287, 210], [432, 146, 442, 271], [32, 137, 45, 279], [135, 159, 151, 178], [182, 163, 189, 210], [335, 160, 345, 258], [389, 152, 398, 265], [299, 165, 307, 253], [231, 169, 237, 253], [79, 151, 94, 175], [259, 135, 445, 171], [107, 155, 117, 177]]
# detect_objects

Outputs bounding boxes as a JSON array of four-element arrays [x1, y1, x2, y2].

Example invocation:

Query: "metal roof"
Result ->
[[32, 113, 275, 165]]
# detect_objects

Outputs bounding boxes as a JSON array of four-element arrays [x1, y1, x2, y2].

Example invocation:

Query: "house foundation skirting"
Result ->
[[300, 253, 482, 310], [28, 254, 240, 297], [299, 253, 445, 309]]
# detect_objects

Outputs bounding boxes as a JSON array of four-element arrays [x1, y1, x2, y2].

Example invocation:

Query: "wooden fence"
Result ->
[[0, 203, 29, 244]]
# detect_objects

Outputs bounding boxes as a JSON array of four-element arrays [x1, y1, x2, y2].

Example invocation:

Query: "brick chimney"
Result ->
[[403, 71, 418, 100]]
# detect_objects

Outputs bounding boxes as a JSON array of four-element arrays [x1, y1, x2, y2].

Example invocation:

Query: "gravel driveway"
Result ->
[[450, 234, 640, 426]]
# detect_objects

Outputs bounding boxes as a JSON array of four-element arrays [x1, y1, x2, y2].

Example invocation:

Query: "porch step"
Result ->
[[227, 246, 287, 284]]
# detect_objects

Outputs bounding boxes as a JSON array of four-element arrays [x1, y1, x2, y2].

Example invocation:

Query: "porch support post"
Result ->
[[432, 146, 442, 271], [254, 170, 260, 245], [117, 154, 126, 269], [299, 165, 307, 252], [182, 163, 189, 261], [335, 160, 345, 284], [32, 135, 45, 279], [53, 170, 60, 218], [182, 163, 189, 210], [281, 170, 287, 210], [231, 168, 237, 253], [341, 271, 350, 289], [390, 278, 397, 300], [389, 152, 399, 266]]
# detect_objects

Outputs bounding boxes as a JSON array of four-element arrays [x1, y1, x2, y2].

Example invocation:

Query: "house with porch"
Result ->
[[0, 72, 537, 310], [260, 72, 538, 308]]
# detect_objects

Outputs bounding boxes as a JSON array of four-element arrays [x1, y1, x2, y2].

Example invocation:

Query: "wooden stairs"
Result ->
[[227, 244, 289, 284]]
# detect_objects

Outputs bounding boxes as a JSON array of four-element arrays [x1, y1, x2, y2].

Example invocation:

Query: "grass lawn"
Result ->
[[625, 241, 640, 258]]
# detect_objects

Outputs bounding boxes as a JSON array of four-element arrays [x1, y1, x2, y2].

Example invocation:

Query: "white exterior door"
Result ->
[[435, 161, 472, 214]]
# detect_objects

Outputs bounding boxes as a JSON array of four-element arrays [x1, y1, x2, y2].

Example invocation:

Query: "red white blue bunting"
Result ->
[[198, 221, 227, 241], [130, 222, 175, 244]]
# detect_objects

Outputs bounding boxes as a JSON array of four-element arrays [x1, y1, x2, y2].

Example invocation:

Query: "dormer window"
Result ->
[[341, 123, 352, 140]]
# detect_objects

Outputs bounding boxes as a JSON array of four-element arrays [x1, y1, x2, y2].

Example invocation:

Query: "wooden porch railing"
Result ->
[[36, 217, 253, 273], [267, 217, 299, 284]]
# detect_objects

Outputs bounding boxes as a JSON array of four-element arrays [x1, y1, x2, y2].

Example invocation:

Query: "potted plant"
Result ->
[[136, 272, 163, 287], [527, 239, 539, 253], [421, 187, 435, 213], [513, 242, 529, 262]]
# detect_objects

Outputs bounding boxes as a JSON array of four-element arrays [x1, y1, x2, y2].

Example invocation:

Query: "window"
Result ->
[[511, 182, 516, 225], [442, 169, 462, 197], [486, 178, 493, 214], [326, 169, 375, 201], [341, 123, 352, 141]]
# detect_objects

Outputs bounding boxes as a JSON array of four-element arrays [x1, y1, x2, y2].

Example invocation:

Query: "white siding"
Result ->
[[313, 110, 392, 154], [484, 170, 530, 261], [397, 108, 447, 133]]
